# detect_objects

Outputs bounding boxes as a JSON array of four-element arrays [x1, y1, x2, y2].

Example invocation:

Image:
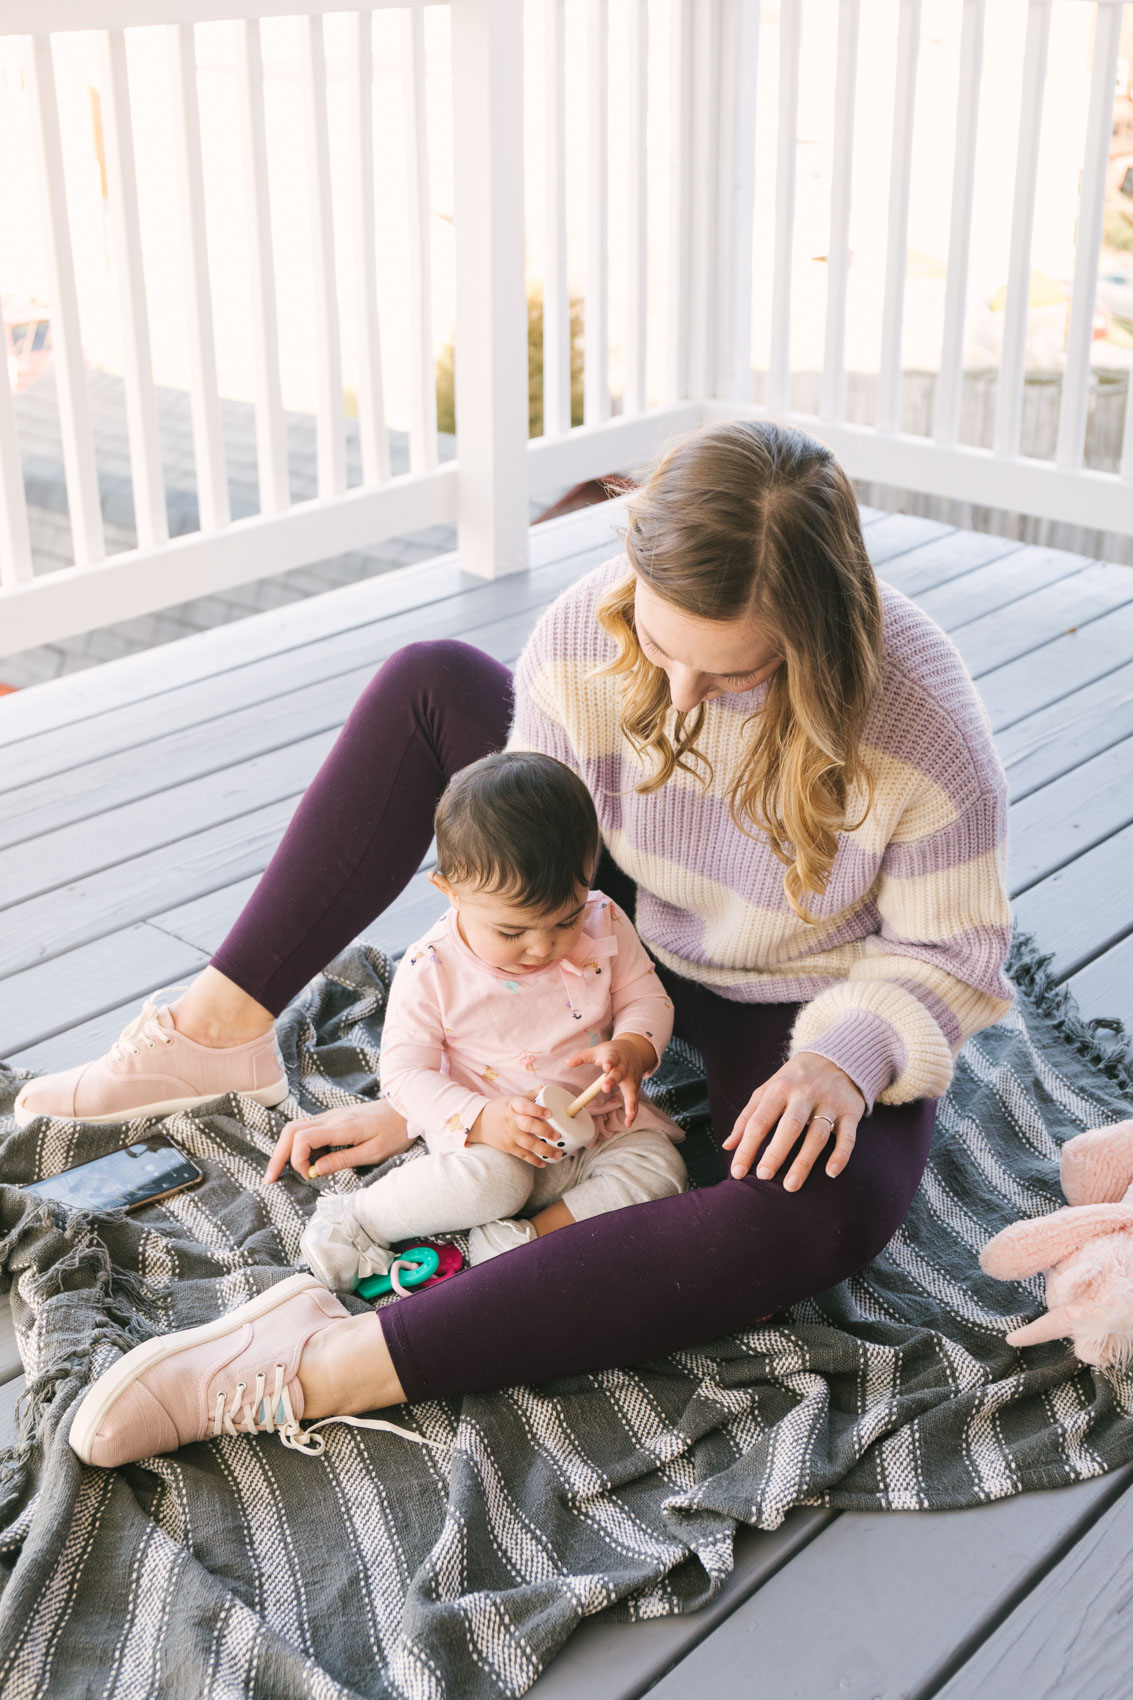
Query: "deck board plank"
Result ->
[[5, 867, 443, 1069], [997, 659, 1133, 802], [915, 546, 1090, 629], [873, 529, 1023, 598], [1065, 932, 1133, 1034], [978, 603, 1133, 730], [0, 612, 540, 978], [0, 925, 211, 1058], [935, 1477, 1133, 1700], [527, 1511, 838, 1699], [1007, 735, 1133, 894], [0, 732, 339, 909], [1011, 822, 1133, 981], [951, 563, 1133, 678], [642, 1466, 1133, 1700], [2, 541, 610, 798], [0, 500, 629, 749], [0, 795, 298, 979]]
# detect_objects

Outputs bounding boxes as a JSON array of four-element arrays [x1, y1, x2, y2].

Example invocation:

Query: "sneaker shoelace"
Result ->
[[111, 987, 192, 1062], [212, 1364, 441, 1458]]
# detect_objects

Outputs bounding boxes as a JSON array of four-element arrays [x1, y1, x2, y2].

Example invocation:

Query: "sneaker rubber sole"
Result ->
[[12, 1077, 289, 1131], [68, 1270, 323, 1465]]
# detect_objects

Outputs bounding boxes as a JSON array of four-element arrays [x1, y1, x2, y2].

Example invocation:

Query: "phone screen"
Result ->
[[25, 1136, 203, 1214]]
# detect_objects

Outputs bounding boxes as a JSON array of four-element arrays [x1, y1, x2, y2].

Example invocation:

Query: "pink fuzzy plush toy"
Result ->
[[980, 1117, 1133, 1370]]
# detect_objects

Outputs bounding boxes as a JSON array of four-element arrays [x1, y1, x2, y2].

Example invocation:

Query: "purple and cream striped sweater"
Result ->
[[508, 554, 1014, 1110]]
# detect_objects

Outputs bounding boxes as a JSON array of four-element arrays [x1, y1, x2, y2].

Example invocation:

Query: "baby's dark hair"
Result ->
[[434, 751, 600, 913]]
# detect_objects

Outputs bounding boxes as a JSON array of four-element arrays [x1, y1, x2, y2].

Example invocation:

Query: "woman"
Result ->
[[30, 421, 1013, 1469]]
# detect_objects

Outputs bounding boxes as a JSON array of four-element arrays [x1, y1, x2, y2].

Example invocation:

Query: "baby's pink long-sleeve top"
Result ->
[[379, 890, 677, 1153]]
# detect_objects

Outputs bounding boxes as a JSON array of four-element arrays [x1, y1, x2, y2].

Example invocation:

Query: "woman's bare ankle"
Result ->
[[168, 968, 276, 1049], [298, 1314, 407, 1418]]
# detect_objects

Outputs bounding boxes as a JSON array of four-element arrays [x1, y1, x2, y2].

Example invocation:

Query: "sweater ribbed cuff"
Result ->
[[792, 1011, 906, 1116]]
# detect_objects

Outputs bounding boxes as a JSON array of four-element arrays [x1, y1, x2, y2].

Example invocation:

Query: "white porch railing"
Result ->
[[0, 0, 1131, 660]]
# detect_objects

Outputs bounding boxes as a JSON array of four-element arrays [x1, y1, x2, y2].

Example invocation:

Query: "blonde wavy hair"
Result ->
[[597, 419, 884, 920]]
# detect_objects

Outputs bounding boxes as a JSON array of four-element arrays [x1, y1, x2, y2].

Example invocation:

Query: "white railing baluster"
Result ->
[[1055, 0, 1123, 472], [450, 0, 529, 578], [300, 14, 346, 497], [993, 0, 1050, 459], [0, 303, 33, 588], [24, 34, 104, 568], [585, 0, 610, 425], [717, 0, 760, 404], [874, 0, 921, 435], [820, 0, 859, 422], [403, 1, 438, 474], [99, 29, 169, 547], [768, 0, 801, 415], [348, 10, 389, 485], [667, 0, 693, 402], [542, 0, 570, 437], [235, 17, 287, 514], [932, 0, 984, 446], [170, 23, 229, 531], [623, 0, 648, 416], [1121, 363, 1133, 482], [687, 0, 720, 402]]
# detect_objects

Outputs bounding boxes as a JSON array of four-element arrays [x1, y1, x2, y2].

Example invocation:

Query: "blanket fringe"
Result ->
[[1007, 927, 1133, 1100]]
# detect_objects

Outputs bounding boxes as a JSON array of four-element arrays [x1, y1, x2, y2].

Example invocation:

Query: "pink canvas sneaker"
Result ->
[[12, 992, 288, 1128], [69, 1272, 437, 1468]]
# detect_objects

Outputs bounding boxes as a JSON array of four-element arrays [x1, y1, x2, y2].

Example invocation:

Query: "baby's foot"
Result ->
[[467, 1218, 538, 1265], [13, 992, 287, 1128], [300, 1195, 394, 1290]]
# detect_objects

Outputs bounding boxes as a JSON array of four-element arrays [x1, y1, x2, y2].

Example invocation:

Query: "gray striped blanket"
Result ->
[[1, 935, 1131, 1698]]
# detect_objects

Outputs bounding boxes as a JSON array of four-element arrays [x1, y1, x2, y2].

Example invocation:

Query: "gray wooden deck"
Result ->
[[2, 495, 1132, 1697]]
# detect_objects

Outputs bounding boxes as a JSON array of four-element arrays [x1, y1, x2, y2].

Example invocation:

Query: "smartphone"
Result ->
[[24, 1136, 204, 1214]]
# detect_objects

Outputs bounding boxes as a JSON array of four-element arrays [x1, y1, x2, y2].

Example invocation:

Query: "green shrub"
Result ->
[[435, 280, 585, 437]]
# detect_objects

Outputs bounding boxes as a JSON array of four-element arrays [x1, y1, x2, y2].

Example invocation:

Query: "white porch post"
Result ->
[[450, 0, 530, 580]]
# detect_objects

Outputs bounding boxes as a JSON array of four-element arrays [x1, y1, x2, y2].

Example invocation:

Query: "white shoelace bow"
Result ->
[[111, 986, 192, 1061], [316, 1196, 396, 1283], [211, 1364, 442, 1457]]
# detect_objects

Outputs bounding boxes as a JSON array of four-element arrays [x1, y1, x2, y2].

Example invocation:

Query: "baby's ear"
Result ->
[[981, 1204, 1133, 1280]]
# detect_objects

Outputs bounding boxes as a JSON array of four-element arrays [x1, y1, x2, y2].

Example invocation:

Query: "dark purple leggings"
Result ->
[[213, 641, 936, 1401]]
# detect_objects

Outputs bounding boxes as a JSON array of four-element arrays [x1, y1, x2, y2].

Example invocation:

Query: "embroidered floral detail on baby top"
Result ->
[[502, 980, 521, 993], [516, 1051, 539, 1073], [445, 1112, 469, 1138], [410, 944, 439, 967], [480, 1065, 499, 1082]]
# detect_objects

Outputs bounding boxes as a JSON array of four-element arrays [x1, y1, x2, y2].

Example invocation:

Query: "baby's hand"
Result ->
[[565, 1032, 658, 1127], [467, 1092, 558, 1168]]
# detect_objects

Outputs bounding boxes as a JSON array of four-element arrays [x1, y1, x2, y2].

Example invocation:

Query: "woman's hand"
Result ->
[[467, 1093, 558, 1168], [264, 1099, 412, 1184], [722, 1052, 866, 1191], [566, 1032, 658, 1126]]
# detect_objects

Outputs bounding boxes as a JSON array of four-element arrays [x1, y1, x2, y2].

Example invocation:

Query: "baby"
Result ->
[[300, 750, 687, 1287]]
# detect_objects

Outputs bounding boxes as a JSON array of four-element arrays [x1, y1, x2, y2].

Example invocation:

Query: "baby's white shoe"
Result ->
[[467, 1218, 538, 1265], [300, 1194, 394, 1290]]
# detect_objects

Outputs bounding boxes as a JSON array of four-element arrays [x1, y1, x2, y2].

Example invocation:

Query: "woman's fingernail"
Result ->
[[308, 1165, 319, 1178], [827, 1164, 840, 1177], [785, 1177, 798, 1191], [731, 1164, 744, 1178], [756, 1166, 770, 1178]]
